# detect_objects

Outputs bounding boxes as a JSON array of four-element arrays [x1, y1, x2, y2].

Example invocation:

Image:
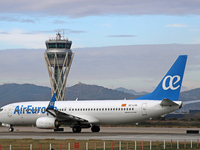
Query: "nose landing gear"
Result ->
[[9, 126, 14, 132]]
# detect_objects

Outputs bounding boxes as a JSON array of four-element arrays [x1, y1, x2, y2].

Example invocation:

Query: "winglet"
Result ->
[[47, 93, 56, 110], [134, 55, 187, 101]]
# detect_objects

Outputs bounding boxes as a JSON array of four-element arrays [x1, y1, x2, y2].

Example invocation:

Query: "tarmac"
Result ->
[[0, 127, 199, 141]]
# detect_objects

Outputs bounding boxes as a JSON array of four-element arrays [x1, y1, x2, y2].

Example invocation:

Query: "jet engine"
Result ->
[[36, 117, 60, 129]]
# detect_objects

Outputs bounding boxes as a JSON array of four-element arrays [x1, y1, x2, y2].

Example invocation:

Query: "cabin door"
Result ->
[[7, 106, 12, 117], [141, 103, 147, 116]]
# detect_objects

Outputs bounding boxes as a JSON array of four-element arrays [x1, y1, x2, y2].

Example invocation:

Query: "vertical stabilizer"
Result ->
[[135, 55, 187, 101], [47, 93, 56, 110]]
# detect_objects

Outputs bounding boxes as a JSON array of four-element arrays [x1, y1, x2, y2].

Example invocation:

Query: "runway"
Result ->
[[0, 127, 199, 141]]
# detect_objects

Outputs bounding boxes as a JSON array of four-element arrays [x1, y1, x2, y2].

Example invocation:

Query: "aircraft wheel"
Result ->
[[91, 125, 100, 132], [9, 127, 14, 132], [72, 126, 82, 133]]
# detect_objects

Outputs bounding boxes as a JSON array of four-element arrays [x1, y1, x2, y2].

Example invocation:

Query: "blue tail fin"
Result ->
[[47, 93, 56, 110], [134, 55, 187, 101]]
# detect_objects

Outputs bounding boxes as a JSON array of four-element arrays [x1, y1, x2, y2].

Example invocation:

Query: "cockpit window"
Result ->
[[0, 108, 3, 112]]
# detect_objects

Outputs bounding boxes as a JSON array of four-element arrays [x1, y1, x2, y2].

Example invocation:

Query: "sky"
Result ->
[[0, 0, 200, 92]]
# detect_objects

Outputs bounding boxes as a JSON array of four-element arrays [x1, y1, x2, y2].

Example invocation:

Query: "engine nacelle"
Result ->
[[36, 117, 59, 129]]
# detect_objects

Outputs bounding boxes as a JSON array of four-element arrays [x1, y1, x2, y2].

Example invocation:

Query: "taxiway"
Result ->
[[0, 127, 199, 141]]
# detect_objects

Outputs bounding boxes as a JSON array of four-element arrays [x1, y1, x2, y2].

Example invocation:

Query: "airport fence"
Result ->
[[0, 139, 199, 150]]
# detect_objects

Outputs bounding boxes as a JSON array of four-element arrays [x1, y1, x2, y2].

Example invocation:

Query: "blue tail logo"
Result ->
[[135, 55, 187, 101], [162, 75, 180, 90]]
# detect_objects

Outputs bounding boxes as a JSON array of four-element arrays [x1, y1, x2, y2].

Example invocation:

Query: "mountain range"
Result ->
[[115, 87, 148, 95], [0, 83, 200, 111]]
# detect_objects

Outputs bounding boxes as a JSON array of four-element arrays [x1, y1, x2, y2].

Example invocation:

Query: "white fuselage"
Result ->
[[0, 99, 181, 126]]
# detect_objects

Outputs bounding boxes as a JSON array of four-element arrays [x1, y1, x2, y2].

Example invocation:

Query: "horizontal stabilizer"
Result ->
[[182, 100, 200, 105], [160, 98, 179, 107]]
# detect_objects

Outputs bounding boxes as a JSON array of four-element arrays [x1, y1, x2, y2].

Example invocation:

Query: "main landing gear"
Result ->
[[72, 125, 100, 133], [72, 126, 82, 133], [91, 125, 100, 132]]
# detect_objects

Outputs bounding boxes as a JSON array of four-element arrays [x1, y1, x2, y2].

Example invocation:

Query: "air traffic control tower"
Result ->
[[44, 32, 74, 101]]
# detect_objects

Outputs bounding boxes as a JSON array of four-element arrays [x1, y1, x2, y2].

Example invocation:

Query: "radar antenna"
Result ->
[[56, 31, 61, 40]]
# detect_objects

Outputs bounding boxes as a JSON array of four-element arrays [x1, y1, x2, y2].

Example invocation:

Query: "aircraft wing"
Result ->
[[46, 109, 88, 122], [46, 93, 88, 122]]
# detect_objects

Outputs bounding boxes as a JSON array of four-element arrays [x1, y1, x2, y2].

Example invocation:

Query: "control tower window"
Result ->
[[66, 43, 71, 49], [48, 43, 66, 49], [57, 43, 66, 48], [48, 43, 56, 48], [47, 43, 71, 49], [48, 54, 55, 58], [57, 54, 66, 58]]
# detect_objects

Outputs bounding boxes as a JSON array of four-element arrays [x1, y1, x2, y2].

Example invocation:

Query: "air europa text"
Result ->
[[14, 105, 57, 115]]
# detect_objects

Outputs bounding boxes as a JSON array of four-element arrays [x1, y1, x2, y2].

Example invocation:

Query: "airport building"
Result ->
[[44, 32, 74, 101]]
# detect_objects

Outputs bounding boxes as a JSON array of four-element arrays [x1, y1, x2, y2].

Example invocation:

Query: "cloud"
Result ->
[[0, 44, 199, 92], [67, 30, 86, 34], [0, 16, 35, 23], [52, 20, 68, 24], [40, 28, 86, 34], [0, 0, 200, 17], [0, 29, 49, 49], [0, 31, 8, 34], [0, 29, 87, 49], [165, 24, 188, 27], [106, 35, 136, 38], [192, 38, 200, 44]]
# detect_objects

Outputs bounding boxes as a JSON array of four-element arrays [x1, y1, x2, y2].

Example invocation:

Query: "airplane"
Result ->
[[0, 55, 187, 133]]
